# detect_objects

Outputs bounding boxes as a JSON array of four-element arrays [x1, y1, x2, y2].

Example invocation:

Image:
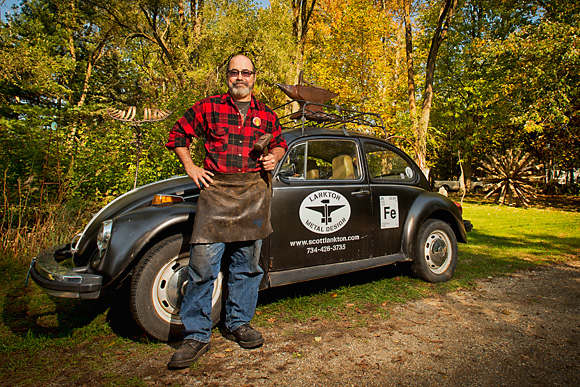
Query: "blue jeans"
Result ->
[[180, 240, 264, 343]]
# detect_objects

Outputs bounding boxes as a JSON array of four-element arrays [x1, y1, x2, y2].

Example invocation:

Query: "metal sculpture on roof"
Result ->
[[276, 72, 339, 122]]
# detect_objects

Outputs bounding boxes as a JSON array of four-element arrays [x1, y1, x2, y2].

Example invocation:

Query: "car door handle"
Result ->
[[351, 189, 370, 196]]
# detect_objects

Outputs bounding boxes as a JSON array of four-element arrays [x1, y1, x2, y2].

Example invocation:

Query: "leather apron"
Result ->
[[190, 172, 273, 244]]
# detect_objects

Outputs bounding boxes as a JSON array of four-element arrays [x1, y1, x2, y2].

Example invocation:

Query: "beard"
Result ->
[[228, 80, 253, 100]]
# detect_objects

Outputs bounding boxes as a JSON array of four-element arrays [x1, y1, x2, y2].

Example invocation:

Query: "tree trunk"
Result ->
[[402, 0, 417, 132], [138, 4, 186, 89], [417, 0, 457, 179], [292, 0, 316, 79]]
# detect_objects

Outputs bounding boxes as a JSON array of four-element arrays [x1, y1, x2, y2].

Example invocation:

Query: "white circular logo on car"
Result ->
[[299, 190, 351, 234]]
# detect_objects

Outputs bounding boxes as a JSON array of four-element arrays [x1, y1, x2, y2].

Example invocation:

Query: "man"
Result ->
[[165, 54, 287, 369]]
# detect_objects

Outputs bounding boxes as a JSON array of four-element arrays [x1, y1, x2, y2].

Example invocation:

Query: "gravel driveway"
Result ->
[[160, 261, 580, 386]]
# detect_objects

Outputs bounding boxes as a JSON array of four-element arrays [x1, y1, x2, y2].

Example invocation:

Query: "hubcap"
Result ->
[[152, 254, 223, 324], [424, 230, 451, 274]]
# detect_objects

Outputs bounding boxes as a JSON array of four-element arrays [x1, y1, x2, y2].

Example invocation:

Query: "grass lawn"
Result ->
[[1, 198, 579, 385]]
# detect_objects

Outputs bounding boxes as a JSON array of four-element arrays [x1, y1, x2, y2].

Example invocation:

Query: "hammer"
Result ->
[[254, 133, 274, 185]]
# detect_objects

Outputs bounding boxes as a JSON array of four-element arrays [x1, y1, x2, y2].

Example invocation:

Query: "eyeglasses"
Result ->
[[227, 69, 255, 78]]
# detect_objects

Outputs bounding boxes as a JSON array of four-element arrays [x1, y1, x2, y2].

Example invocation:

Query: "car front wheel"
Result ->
[[129, 234, 223, 341], [411, 219, 458, 283]]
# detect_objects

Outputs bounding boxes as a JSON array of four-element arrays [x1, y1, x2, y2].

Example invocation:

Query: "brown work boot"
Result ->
[[223, 323, 264, 349], [167, 339, 210, 369]]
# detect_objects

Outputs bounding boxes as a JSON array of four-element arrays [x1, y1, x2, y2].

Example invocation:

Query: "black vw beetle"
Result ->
[[29, 102, 471, 341]]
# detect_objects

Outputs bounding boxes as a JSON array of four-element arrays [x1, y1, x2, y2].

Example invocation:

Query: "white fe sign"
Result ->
[[380, 196, 399, 229]]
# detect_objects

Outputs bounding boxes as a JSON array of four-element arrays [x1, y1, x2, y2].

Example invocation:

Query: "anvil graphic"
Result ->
[[306, 200, 345, 225]]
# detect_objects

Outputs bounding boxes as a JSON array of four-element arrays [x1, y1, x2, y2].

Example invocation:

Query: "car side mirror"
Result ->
[[279, 163, 296, 178]]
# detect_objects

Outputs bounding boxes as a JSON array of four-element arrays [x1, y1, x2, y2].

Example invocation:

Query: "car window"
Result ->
[[364, 142, 415, 182], [280, 139, 361, 180]]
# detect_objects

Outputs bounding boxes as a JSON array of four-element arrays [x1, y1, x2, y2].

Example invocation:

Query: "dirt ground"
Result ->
[[122, 261, 580, 387]]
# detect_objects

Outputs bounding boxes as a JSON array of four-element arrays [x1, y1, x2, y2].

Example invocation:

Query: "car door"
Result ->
[[362, 139, 424, 256], [268, 137, 373, 272]]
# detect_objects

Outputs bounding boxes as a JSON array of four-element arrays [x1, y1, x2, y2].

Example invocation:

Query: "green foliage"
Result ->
[[481, 20, 580, 171], [428, 0, 580, 181], [0, 0, 296, 217]]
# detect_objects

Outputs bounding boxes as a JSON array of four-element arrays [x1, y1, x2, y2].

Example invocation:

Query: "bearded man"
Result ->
[[165, 54, 287, 369]]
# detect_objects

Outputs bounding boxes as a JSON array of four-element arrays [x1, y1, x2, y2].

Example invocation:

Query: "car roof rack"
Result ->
[[274, 99, 388, 138]]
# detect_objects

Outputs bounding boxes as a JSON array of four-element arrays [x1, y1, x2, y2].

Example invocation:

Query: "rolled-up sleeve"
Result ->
[[166, 104, 204, 150], [270, 116, 287, 151]]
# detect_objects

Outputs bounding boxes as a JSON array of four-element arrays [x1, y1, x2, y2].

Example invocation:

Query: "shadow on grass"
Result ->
[[256, 260, 414, 308], [460, 193, 580, 212], [455, 228, 580, 283], [465, 228, 580, 257], [0, 265, 143, 342]]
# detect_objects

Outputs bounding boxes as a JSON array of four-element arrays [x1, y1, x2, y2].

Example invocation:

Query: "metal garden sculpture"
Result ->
[[107, 107, 172, 189], [481, 149, 543, 207]]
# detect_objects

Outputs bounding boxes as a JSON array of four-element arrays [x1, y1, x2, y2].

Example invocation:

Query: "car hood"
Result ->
[[74, 176, 199, 261]]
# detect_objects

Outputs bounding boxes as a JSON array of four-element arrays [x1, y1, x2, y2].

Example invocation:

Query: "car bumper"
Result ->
[[28, 245, 102, 299]]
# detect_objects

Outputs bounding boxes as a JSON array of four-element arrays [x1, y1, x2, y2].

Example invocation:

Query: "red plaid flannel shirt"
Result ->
[[166, 93, 287, 173]]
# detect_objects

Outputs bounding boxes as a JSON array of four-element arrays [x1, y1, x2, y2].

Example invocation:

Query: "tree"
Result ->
[[427, 0, 543, 184], [0, 0, 298, 212], [302, 0, 406, 138], [415, 0, 457, 178], [0, 0, 132, 208], [401, 0, 418, 134], [289, 0, 316, 72], [429, 0, 580, 187]]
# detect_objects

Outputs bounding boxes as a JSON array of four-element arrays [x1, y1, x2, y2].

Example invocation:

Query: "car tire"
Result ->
[[411, 219, 458, 283], [129, 234, 223, 341]]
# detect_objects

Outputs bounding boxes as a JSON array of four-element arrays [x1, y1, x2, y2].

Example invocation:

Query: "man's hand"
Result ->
[[185, 164, 214, 189], [260, 147, 285, 171], [259, 154, 277, 171], [174, 147, 214, 189]]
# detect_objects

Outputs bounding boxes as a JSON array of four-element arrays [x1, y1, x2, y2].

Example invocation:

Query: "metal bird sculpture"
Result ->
[[106, 106, 173, 189], [106, 106, 173, 125]]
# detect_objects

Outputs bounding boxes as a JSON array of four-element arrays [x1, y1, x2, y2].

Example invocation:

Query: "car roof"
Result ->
[[281, 126, 390, 144]]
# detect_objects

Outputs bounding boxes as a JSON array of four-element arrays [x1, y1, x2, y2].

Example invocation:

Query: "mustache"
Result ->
[[233, 80, 248, 86]]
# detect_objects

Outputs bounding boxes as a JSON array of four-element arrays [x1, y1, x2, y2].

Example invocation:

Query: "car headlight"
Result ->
[[95, 220, 113, 265]]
